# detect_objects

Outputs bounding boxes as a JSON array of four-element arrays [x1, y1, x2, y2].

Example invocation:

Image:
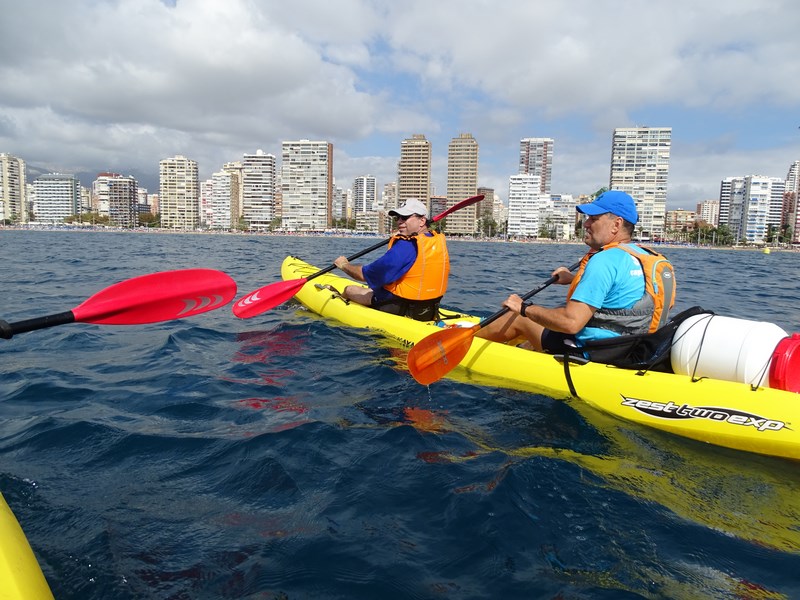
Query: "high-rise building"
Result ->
[[397, 134, 431, 210], [382, 182, 397, 212], [724, 175, 785, 243], [159, 155, 199, 230], [696, 200, 720, 227], [281, 140, 333, 231], [446, 133, 479, 235], [785, 160, 800, 243], [507, 174, 543, 237], [476, 186, 495, 220], [353, 175, 377, 214], [92, 172, 138, 227], [719, 176, 743, 227], [519, 138, 553, 194], [0, 153, 27, 223], [609, 127, 671, 239], [32, 173, 80, 224], [242, 149, 276, 231], [211, 169, 235, 230], [200, 179, 214, 228]]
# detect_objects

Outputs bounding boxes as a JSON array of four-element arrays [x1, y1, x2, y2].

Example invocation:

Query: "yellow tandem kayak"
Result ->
[[0, 491, 52, 599], [282, 255, 800, 461]]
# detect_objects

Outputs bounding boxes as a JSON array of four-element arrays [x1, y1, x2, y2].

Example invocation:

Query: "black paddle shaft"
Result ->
[[0, 311, 76, 339], [305, 238, 391, 282], [479, 261, 582, 330]]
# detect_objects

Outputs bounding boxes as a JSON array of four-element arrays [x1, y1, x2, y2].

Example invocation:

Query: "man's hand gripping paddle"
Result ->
[[407, 262, 581, 385]]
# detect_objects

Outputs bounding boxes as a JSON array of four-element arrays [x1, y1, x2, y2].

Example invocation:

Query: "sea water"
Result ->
[[1, 229, 800, 599]]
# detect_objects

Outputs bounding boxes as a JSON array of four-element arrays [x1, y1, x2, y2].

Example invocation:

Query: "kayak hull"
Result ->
[[0, 491, 53, 599], [282, 256, 800, 461]]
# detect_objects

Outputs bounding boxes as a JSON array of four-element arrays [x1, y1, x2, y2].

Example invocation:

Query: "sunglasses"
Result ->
[[395, 214, 419, 222]]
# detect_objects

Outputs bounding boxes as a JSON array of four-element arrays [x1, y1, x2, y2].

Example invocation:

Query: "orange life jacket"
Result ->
[[384, 231, 449, 301], [567, 242, 676, 333]]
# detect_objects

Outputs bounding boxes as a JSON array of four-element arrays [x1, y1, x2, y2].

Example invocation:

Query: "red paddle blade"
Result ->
[[71, 269, 237, 325], [407, 325, 479, 385], [232, 278, 307, 319]]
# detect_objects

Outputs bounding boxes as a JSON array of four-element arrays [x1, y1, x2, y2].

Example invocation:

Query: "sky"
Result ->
[[2, 0, 799, 210]]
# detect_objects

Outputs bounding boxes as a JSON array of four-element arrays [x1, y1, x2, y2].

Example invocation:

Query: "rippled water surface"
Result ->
[[2, 230, 800, 599]]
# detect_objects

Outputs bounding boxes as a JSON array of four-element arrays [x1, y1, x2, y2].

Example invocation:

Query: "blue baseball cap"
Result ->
[[576, 190, 638, 225]]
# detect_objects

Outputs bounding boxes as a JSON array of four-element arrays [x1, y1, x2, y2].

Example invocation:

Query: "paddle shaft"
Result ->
[[477, 261, 582, 330], [0, 312, 75, 339], [304, 238, 390, 283]]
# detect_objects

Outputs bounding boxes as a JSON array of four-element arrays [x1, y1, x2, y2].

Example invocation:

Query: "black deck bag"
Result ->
[[581, 306, 712, 373]]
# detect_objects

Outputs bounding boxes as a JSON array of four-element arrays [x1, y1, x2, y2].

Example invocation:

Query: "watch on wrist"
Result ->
[[520, 301, 531, 318]]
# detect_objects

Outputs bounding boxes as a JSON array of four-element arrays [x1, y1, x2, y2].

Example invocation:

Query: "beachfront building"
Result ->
[[199, 179, 214, 228], [785, 160, 800, 244], [507, 174, 545, 237], [609, 127, 671, 240], [280, 139, 333, 231], [548, 193, 577, 240], [519, 138, 553, 195], [92, 173, 138, 227], [696, 200, 720, 227], [32, 173, 80, 224], [665, 209, 697, 241], [210, 169, 235, 230], [476, 186, 494, 220], [0, 153, 27, 223], [446, 133, 479, 235], [719, 176, 743, 229], [353, 175, 377, 214], [242, 149, 276, 231], [397, 134, 431, 212], [723, 175, 785, 244], [159, 155, 199, 230]]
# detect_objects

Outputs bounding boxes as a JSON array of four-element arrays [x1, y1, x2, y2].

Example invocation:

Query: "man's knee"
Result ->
[[344, 285, 372, 305]]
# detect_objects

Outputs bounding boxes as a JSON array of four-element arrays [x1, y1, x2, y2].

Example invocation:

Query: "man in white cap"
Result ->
[[476, 190, 675, 353], [334, 198, 450, 321]]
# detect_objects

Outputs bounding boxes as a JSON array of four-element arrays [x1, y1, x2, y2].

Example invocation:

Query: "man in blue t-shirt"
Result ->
[[476, 190, 662, 353]]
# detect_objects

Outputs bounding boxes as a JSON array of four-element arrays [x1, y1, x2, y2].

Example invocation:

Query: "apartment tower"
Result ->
[[519, 138, 553, 194], [609, 127, 671, 239], [353, 175, 377, 214], [159, 155, 200, 230], [33, 173, 80, 224], [0, 153, 27, 223], [242, 149, 276, 231], [93, 172, 139, 227], [446, 133, 479, 235], [785, 160, 800, 243], [397, 134, 431, 211], [280, 140, 333, 231]]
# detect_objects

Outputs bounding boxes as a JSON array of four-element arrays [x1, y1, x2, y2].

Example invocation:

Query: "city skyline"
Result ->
[[1, 1, 799, 211]]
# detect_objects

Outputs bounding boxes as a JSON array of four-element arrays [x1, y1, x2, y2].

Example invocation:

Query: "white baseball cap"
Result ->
[[389, 198, 428, 218]]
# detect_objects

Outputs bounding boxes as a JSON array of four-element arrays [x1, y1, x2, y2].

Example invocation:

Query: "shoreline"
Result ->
[[1, 224, 797, 252]]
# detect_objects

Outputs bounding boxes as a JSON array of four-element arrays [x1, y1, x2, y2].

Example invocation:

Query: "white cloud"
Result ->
[[1, 0, 799, 207]]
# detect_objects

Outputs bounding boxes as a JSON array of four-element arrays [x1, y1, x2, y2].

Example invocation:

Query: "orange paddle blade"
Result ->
[[407, 325, 480, 385]]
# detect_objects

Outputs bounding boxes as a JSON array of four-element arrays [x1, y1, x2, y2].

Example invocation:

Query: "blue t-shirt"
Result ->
[[570, 246, 646, 343], [362, 237, 419, 303]]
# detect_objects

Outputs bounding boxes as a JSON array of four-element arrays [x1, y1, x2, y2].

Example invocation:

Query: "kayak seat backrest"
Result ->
[[581, 306, 713, 373]]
